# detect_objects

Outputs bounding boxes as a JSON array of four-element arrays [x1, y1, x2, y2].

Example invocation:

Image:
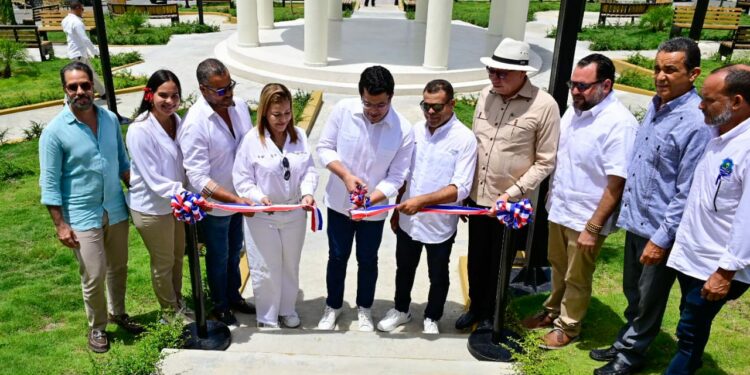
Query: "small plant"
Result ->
[[0, 158, 31, 183], [639, 5, 673, 33], [616, 69, 656, 92], [23, 121, 45, 141], [629, 106, 648, 123], [0, 0, 15, 25], [0, 128, 8, 145], [0, 40, 31, 79], [293, 89, 312, 123], [626, 52, 653, 70]]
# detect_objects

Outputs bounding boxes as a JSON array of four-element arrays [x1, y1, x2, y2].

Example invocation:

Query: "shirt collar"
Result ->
[[714, 116, 750, 143], [490, 78, 534, 101], [63, 104, 100, 125], [353, 101, 396, 126], [573, 92, 615, 119], [651, 88, 698, 114], [424, 113, 457, 136]]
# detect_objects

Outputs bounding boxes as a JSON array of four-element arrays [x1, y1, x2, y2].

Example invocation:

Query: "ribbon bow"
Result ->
[[171, 191, 207, 224], [495, 199, 533, 229], [350, 184, 371, 208]]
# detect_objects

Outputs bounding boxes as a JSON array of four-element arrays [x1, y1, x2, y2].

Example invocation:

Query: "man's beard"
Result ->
[[69, 94, 93, 111], [705, 103, 732, 127], [574, 85, 606, 112]]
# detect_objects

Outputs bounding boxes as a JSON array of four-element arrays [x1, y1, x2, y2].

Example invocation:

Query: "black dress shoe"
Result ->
[[590, 346, 619, 362], [230, 299, 256, 315], [455, 311, 479, 330], [211, 309, 237, 326], [594, 358, 641, 375], [475, 319, 493, 331]]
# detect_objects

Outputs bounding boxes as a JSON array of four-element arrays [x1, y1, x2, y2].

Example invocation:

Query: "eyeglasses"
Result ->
[[65, 81, 92, 92], [566, 80, 602, 92], [486, 67, 512, 79], [361, 100, 389, 110], [203, 79, 236, 96], [419, 100, 449, 113], [282, 156, 290, 181]]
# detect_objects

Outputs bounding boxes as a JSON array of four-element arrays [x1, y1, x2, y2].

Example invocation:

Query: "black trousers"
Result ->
[[466, 198, 506, 320]]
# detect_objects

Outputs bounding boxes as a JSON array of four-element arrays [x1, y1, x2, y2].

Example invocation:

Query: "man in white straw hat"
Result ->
[[455, 37, 560, 331]]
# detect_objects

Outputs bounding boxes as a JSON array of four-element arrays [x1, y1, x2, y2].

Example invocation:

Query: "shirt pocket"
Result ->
[[711, 177, 742, 212]]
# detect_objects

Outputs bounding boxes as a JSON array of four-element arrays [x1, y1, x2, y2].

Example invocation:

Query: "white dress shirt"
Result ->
[[126, 112, 186, 215], [399, 115, 477, 244], [179, 96, 253, 216], [547, 93, 638, 235], [316, 98, 414, 221], [62, 13, 97, 59], [233, 126, 318, 204], [667, 118, 750, 284]]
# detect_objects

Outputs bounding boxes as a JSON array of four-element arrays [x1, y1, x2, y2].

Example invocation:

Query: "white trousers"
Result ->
[[244, 210, 306, 325]]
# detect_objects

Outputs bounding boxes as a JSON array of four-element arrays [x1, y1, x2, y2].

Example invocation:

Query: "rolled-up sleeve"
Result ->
[[299, 131, 319, 198], [651, 127, 712, 249], [451, 135, 477, 202], [127, 127, 184, 199], [316, 104, 343, 167], [719, 161, 750, 272], [375, 126, 414, 199], [232, 135, 264, 203], [39, 130, 63, 206], [180, 121, 212, 193]]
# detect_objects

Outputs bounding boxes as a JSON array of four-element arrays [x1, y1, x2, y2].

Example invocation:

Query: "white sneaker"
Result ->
[[280, 313, 301, 328], [357, 306, 374, 332], [423, 318, 439, 334], [377, 308, 412, 332], [317, 306, 341, 330], [257, 321, 280, 329]]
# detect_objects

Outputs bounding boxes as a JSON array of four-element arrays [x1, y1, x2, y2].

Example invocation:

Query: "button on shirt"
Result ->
[[179, 96, 253, 216], [62, 13, 97, 59], [547, 93, 637, 235], [39, 105, 130, 231], [317, 98, 414, 221], [126, 112, 186, 216], [667, 118, 750, 284], [233, 127, 319, 205], [399, 115, 477, 244], [470, 80, 560, 206], [618, 89, 712, 248]]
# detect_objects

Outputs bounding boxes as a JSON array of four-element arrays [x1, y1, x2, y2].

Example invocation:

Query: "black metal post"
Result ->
[[182, 223, 231, 350], [511, 179, 551, 294], [197, 0, 204, 25], [689, 0, 709, 41], [467, 226, 523, 362], [91, 0, 117, 116], [549, 0, 585, 113]]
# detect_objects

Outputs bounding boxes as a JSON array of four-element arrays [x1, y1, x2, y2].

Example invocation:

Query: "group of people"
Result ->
[[38, 32, 749, 375]]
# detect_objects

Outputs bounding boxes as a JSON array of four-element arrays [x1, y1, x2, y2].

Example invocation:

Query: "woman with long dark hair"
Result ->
[[233, 83, 318, 328], [126, 69, 191, 323]]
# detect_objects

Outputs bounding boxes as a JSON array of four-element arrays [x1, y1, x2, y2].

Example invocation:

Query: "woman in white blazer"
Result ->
[[233, 83, 319, 328], [126, 70, 191, 323]]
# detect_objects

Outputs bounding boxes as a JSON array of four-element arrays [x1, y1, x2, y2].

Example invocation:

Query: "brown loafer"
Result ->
[[88, 329, 110, 353], [109, 313, 145, 335], [539, 328, 578, 349], [521, 311, 554, 330]]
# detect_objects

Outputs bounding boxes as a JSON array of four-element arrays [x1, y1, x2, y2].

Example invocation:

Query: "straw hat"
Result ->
[[480, 38, 538, 72]]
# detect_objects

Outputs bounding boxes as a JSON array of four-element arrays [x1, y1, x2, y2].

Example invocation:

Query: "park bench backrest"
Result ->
[[600, 2, 651, 16], [0, 25, 44, 47], [39, 10, 95, 28], [673, 6, 741, 30], [108, 3, 179, 17]]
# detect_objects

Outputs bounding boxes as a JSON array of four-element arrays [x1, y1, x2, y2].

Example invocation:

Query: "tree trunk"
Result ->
[[3, 63, 11, 78]]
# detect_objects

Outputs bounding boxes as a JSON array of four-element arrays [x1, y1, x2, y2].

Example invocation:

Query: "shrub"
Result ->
[[0, 40, 30, 79], [639, 5, 672, 32], [23, 121, 45, 141], [293, 89, 311, 123], [616, 69, 655, 92], [626, 52, 653, 70], [0, 158, 31, 183]]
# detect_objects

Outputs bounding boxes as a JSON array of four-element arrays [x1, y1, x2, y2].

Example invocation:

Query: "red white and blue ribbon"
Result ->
[[350, 184, 371, 208], [171, 191, 208, 224], [495, 199, 533, 229]]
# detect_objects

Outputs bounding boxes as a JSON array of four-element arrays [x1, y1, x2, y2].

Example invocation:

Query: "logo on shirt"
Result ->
[[716, 158, 734, 184]]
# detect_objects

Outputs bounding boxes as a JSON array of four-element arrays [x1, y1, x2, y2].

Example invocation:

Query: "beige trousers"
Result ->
[[543, 222, 606, 337], [131, 210, 185, 311], [72, 214, 129, 331]]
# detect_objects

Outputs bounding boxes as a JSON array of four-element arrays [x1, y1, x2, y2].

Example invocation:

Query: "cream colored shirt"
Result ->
[[470, 80, 560, 206]]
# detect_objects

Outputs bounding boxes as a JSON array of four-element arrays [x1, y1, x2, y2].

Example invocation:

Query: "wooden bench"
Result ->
[[597, 1, 672, 26], [669, 6, 741, 38], [0, 25, 55, 61], [32, 4, 60, 21], [107, 3, 180, 24], [38, 10, 96, 40], [719, 25, 750, 59]]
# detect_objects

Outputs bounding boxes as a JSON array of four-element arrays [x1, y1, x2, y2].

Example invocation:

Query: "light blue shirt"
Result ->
[[617, 89, 712, 248], [39, 105, 130, 231]]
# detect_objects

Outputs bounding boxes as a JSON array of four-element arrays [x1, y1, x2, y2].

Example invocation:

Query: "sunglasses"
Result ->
[[419, 100, 449, 113], [282, 156, 290, 181], [566, 80, 602, 91], [65, 81, 92, 92], [203, 79, 236, 96], [486, 67, 512, 79]]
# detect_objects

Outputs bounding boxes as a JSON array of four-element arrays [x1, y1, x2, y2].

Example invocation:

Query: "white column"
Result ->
[[415, 0, 429, 23], [329, 0, 342, 21], [237, 0, 259, 47], [487, 0, 506, 36], [422, 0, 453, 70], [304, 0, 328, 66], [257, 0, 274, 29], [501, 0, 530, 41]]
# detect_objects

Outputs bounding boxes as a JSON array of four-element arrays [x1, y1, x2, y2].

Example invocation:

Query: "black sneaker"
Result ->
[[212, 309, 237, 326], [108, 313, 145, 335], [230, 299, 256, 315], [88, 329, 110, 353]]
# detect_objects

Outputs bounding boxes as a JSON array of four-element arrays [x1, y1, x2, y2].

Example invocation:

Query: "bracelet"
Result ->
[[201, 180, 217, 199], [585, 221, 603, 235]]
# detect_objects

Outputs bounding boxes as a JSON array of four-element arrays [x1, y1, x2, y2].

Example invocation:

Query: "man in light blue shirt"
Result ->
[[39, 61, 142, 354], [591, 38, 712, 375]]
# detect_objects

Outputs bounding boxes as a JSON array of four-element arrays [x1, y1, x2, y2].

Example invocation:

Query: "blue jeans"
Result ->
[[394, 228, 455, 321], [199, 213, 245, 312], [666, 272, 749, 374], [325, 208, 385, 309]]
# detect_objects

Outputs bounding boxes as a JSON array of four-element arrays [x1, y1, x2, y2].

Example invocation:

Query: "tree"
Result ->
[[0, 40, 30, 78], [0, 0, 17, 25]]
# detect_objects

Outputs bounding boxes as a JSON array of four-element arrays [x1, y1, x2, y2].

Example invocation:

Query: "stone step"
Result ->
[[160, 350, 515, 375]]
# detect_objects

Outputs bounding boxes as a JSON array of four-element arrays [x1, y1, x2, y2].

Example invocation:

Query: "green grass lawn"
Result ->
[[179, 3, 353, 21], [0, 53, 146, 110], [407, 1, 600, 25], [615, 54, 750, 92]]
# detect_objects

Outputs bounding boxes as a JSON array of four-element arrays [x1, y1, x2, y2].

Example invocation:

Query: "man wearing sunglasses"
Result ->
[[376, 80, 477, 335], [590, 38, 712, 375], [62, 0, 105, 99], [39, 62, 144, 353], [179, 58, 256, 327], [455, 38, 560, 332], [519, 54, 638, 351], [316, 66, 414, 332]]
